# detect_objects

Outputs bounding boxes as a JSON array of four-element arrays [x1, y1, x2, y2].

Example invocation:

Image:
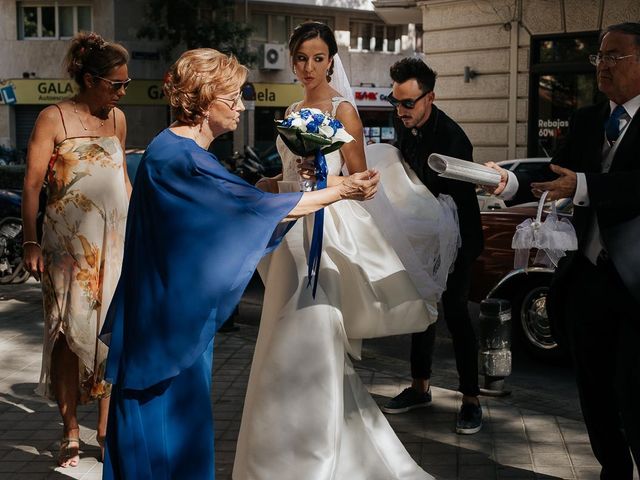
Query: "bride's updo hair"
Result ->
[[64, 31, 129, 90], [164, 48, 248, 126], [289, 22, 338, 78]]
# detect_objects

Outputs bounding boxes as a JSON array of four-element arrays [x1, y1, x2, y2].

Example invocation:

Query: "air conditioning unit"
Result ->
[[259, 43, 286, 70]]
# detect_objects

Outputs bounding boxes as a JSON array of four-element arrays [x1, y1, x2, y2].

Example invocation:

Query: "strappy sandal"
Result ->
[[58, 429, 80, 468]]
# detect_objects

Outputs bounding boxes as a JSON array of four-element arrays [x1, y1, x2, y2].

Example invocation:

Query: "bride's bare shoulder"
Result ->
[[335, 99, 356, 114], [335, 100, 359, 124]]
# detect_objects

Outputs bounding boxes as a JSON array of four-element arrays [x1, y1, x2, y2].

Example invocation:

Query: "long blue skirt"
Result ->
[[103, 340, 215, 479]]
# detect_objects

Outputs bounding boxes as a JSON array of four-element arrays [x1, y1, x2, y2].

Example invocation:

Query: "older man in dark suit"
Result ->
[[381, 57, 485, 435], [489, 22, 640, 479]]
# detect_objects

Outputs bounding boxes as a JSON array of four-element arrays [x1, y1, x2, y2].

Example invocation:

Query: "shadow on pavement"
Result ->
[[0, 386, 102, 479], [0, 280, 45, 349]]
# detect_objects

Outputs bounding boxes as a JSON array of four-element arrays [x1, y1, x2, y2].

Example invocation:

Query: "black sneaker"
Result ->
[[381, 387, 432, 414], [456, 402, 482, 434]]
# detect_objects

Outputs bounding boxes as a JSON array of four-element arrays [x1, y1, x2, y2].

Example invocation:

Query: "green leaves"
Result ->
[[275, 126, 346, 157], [137, 0, 255, 65]]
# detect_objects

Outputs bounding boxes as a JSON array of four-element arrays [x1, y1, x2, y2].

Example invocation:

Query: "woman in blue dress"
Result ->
[[99, 48, 379, 480]]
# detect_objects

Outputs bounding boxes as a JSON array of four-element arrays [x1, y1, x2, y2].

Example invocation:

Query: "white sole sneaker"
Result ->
[[456, 422, 482, 435], [381, 401, 431, 415]]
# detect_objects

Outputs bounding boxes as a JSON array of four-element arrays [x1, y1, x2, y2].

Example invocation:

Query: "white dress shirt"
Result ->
[[501, 94, 640, 264]]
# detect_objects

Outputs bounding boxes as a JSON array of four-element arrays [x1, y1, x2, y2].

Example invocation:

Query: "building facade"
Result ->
[[374, 0, 640, 162], [0, 0, 421, 161], [0, 0, 171, 152], [229, 0, 421, 155], [4, 0, 632, 163]]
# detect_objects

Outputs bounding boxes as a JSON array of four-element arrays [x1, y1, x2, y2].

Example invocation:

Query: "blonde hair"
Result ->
[[164, 48, 248, 126]]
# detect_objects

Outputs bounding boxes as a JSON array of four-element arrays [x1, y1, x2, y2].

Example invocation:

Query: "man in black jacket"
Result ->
[[381, 58, 484, 435], [488, 22, 640, 478]]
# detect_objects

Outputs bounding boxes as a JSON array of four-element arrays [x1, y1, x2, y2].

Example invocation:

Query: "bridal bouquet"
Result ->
[[275, 108, 354, 182], [275, 108, 354, 297]]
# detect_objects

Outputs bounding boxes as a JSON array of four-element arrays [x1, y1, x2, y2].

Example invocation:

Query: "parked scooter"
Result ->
[[228, 144, 282, 185], [0, 189, 29, 284]]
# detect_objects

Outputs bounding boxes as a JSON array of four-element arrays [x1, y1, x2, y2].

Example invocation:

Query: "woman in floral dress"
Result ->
[[22, 32, 131, 468]]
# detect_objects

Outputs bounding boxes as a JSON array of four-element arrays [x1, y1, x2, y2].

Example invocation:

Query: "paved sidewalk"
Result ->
[[0, 280, 632, 480]]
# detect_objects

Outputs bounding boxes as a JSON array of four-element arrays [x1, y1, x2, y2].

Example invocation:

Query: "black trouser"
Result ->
[[410, 256, 480, 397], [564, 254, 640, 480]]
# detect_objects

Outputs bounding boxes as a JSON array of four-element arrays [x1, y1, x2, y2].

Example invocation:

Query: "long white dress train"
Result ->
[[233, 98, 457, 480]]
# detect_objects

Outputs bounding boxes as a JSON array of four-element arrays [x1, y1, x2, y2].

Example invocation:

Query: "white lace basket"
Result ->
[[511, 191, 578, 270]]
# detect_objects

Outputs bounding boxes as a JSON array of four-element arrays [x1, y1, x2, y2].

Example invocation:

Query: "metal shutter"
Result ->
[[15, 105, 45, 153]]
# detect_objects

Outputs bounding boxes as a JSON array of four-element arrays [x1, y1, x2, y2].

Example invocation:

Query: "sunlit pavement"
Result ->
[[1, 279, 635, 480]]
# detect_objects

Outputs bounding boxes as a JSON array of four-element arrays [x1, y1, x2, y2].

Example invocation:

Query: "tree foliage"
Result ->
[[137, 0, 254, 65]]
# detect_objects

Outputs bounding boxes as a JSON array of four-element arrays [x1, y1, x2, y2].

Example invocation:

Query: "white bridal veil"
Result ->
[[330, 54, 460, 302]]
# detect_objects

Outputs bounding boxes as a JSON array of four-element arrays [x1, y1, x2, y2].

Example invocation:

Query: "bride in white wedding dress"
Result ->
[[232, 22, 459, 480]]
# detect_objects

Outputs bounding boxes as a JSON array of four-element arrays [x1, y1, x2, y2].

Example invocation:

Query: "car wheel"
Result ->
[[512, 278, 564, 362]]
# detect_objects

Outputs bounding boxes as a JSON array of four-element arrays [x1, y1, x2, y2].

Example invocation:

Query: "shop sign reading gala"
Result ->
[[36, 80, 77, 102]]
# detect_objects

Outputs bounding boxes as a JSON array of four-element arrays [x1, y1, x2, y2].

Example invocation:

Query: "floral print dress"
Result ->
[[36, 132, 128, 403]]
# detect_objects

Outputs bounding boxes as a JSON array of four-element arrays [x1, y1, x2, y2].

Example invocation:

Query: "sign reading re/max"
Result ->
[[353, 87, 393, 108]]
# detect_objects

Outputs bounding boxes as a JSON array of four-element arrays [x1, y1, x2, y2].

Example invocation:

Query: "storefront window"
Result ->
[[374, 25, 384, 52], [77, 7, 92, 32], [537, 37, 600, 64], [529, 33, 604, 157], [250, 14, 330, 46], [59, 7, 75, 38], [250, 14, 268, 43], [271, 15, 288, 44], [18, 4, 93, 40], [535, 73, 600, 156], [385, 26, 400, 53], [41, 7, 55, 37], [255, 107, 286, 152], [22, 7, 37, 38], [349, 22, 399, 53], [359, 110, 396, 144]]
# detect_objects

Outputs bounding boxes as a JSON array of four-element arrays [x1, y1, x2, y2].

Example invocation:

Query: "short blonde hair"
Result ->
[[164, 48, 248, 126]]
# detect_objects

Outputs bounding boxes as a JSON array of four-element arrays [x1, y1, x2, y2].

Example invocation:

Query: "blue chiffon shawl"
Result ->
[[100, 129, 301, 390]]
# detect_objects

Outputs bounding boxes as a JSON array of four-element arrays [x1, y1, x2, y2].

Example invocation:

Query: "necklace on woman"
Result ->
[[72, 99, 105, 131]]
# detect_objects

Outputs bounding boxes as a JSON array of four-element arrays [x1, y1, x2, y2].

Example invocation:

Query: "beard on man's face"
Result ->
[[398, 107, 427, 129]]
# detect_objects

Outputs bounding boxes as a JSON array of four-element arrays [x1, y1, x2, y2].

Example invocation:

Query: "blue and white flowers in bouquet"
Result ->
[[275, 108, 354, 297], [276, 108, 354, 188]]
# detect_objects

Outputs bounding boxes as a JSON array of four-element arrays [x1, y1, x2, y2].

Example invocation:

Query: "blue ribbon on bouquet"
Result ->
[[307, 148, 328, 298]]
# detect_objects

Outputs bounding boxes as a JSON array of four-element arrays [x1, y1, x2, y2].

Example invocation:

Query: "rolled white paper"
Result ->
[[427, 153, 501, 187]]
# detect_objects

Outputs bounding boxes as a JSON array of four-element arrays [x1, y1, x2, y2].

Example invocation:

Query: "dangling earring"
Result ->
[[199, 113, 209, 132], [326, 70, 331, 82], [293, 66, 297, 75]]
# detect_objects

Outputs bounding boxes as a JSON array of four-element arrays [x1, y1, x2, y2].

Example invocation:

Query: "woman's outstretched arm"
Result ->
[[283, 169, 379, 221]]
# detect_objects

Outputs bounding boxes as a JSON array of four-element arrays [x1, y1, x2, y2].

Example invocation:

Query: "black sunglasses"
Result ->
[[386, 91, 430, 109], [95, 76, 132, 91]]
